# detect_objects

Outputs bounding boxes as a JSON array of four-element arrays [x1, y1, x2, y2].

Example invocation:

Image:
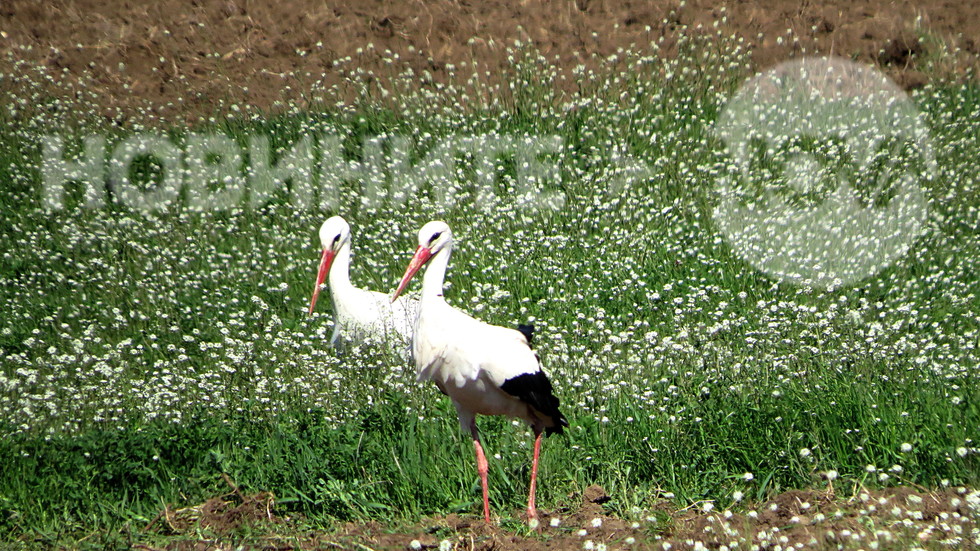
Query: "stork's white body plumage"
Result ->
[[309, 216, 418, 350], [329, 277, 417, 347], [393, 221, 567, 523], [414, 301, 547, 428]]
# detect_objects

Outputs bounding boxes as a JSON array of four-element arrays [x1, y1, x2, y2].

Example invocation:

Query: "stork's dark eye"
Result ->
[[429, 231, 442, 244], [332, 234, 340, 245]]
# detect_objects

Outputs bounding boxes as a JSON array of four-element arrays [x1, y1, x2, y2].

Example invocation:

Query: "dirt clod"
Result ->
[[582, 484, 611, 505]]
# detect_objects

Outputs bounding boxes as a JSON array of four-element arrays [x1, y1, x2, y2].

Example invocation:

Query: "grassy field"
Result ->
[[1, 36, 979, 549]]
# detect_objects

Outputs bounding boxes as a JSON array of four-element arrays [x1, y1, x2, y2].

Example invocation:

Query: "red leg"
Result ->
[[526, 431, 542, 520], [472, 437, 491, 523]]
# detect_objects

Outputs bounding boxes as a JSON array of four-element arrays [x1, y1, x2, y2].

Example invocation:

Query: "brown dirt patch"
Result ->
[[143, 475, 280, 539], [2, 0, 979, 122], [143, 484, 980, 550]]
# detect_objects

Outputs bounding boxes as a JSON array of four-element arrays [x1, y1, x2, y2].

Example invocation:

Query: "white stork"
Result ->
[[308, 216, 417, 351], [391, 221, 567, 523]]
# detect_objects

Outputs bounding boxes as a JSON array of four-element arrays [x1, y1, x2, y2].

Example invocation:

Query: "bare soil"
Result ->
[[2, 0, 979, 122], [141, 484, 978, 550]]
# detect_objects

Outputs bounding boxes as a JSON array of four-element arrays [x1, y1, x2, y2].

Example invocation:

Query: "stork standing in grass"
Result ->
[[308, 216, 417, 351], [391, 221, 567, 523]]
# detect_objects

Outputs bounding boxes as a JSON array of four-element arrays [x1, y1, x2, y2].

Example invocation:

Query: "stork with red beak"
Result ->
[[308, 216, 417, 350], [392, 221, 567, 523]]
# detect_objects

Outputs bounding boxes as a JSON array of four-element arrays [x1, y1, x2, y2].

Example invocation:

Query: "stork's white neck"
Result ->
[[421, 242, 452, 301], [328, 241, 355, 293]]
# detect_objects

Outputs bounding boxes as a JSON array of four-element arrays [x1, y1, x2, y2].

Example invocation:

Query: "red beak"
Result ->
[[392, 246, 432, 302], [308, 249, 335, 315]]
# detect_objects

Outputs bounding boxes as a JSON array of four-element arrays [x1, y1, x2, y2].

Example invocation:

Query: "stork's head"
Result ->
[[416, 220, 452, 254], [318, 216, 351, 252], [392, 221, 452, 301], [309, 216, 351, 315]]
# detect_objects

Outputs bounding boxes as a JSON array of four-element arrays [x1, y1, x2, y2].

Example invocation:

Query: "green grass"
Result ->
[[2, 370, 974, 547], [1, 38, 979, 548]]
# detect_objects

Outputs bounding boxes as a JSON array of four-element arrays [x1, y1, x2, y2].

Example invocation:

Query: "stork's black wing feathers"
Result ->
[[517, 324, 535, 344], [500, 370, 568, 436]]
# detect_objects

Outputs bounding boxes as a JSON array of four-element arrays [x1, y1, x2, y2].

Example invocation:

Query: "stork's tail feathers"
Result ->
[[543, 410, 569, 436], [500, 371, 568, 436], [517, 323, 535, 344]]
